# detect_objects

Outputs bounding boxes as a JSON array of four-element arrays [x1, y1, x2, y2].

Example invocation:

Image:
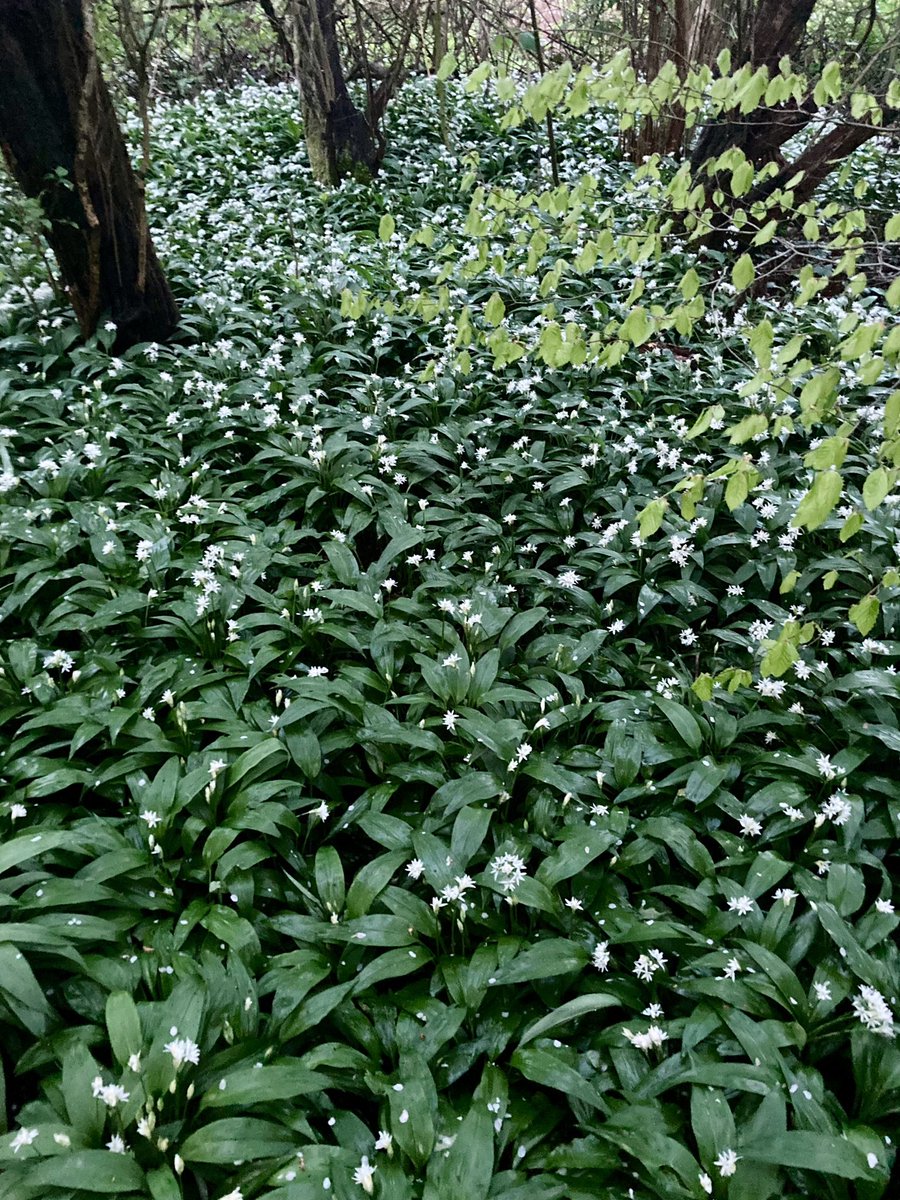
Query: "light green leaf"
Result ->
[[849, 594, 879, 636], [792, 470, 842, 530], [732, 253, 755, 290]]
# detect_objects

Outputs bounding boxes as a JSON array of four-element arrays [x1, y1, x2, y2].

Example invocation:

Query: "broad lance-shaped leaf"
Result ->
[[742, 1131, 872, 1179], [180, 1118, 297, 1162], [518, 993, 621, 1047], [105, 992, 142, 1068], [22, 1152, 145, 1193], [792, 469, 842, 530]]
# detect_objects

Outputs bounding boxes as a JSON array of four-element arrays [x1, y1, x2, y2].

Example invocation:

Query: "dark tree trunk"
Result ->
[[292, 0, 382, 184], [690, 0, 817, 168], [749, 113, 896, 210], [0, 0, 178, 350]]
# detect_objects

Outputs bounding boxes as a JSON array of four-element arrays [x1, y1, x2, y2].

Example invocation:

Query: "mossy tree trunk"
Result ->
[[0, 0, 178, 349]]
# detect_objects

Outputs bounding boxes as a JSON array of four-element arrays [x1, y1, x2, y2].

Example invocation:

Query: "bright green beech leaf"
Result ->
[[793, 470, 842, 530]]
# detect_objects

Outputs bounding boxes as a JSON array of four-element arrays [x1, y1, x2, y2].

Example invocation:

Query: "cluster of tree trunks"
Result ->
[[0, 0, 179, 350]]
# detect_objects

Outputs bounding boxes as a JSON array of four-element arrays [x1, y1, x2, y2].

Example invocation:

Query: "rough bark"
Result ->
[[291, 0, 381, 184], [749, 112, 897, 210], [0, 0, 178, 350], [690, 0, 817, 167]]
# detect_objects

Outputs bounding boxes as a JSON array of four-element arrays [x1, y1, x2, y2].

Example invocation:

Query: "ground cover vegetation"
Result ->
[[0, 7, 899, 1200]]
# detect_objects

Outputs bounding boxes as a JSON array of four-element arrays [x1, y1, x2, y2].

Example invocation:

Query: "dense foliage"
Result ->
[[0, 75, 898, 1200]]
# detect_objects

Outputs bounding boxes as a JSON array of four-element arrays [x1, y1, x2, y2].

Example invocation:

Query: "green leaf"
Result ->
[[792, 470, 842, 530], [379, 213, 396, 242], [105, 992, 142, 1069], [885, 212, 900, 240], [436, 50, 457, 81], [691, 1086, 735, 1166], [732, 253, 755, 290], [742, 1131, 872, 1178], [494, 938, 587, 983], [654, 698, 703, 753], [518, 993, 620, 1047], [389, 1055, 437, 1167], [180, 1117, 297, 1162], [518, 30, 539, 56], [25, 1151, 145, 1193], [621, 305, 652, 346], [0, 830, 73, 877], [638, 496, 667, 539], [147, 1165, 182, 1200], [849, 594, 879, 636], [484, 291, 505, 326], [863, 467, 890, 510], [344, 850, 406, 918], [511, 1047, 609, 1112], [315, 845, 345, 914], [728, 413, 767, 445], [0, 944, 54, 1036], [201, 1063, 327, 1108]]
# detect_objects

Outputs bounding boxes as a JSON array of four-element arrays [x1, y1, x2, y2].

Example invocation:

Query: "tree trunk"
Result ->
[[690, 0, 817, 168], [291, 0, 381, 184], [0, 0, 179, 350], [749, 112, 896, 210]]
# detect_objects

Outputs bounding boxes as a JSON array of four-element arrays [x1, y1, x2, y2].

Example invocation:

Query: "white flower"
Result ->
[[714, 1147, 740, 1177], [43, 650, 75, 673], [164, 1036, 201, 1068], [10, 1127, 38, 1154], [353, 1155, 376, 1193], [623, 1023, 668, 1051], [821, 792, 852, 825], [127, 1052, 141, 1072], [727, 896, 754, 916], [91, 1076, 130, 1107], [489, 852, 528, 892], [218, 1190, 243, 1200], [815, 753, 838, 780], [738, 813, 762, 837], [10, 803, 27, 820], [773, 888, 797, 905], [699, 1171, 713, 1194], [140, 810, 161, 829], [405, 858, 425, 880], [633, 950, 666, 982], [851, 986, 895, 1038], [442, 710, 458, 731], [813, 981, 832, 1002], [874, 898, 895, 914], [755, 678, 786, 698], [374, 1130, 393, 1153], [592, 941, 611, 972], [106, 1134, 128, 1153], [557, 569, 582, 588]]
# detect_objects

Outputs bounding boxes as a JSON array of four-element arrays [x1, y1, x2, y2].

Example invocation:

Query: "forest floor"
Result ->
[[0, 78, 898, 1200]]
